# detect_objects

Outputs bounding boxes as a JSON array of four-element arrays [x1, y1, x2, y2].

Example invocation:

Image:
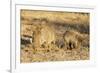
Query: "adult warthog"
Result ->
[[63, 30, 84, 50]]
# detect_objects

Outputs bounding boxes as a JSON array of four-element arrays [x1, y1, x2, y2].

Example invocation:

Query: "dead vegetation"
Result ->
[[20, 10, 90, 63]]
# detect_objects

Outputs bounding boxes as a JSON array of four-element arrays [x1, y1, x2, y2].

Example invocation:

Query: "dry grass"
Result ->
[[20, 10, 90, 63], [21, 45, 89, 63], [21, 10, 89, 25]]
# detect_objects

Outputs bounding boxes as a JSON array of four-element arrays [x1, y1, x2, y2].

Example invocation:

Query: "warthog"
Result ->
[[63, 30, 84, 50]]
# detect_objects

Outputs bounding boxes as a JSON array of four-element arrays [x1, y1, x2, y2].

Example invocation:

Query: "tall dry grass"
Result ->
[[20, 10, 90, 63]]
